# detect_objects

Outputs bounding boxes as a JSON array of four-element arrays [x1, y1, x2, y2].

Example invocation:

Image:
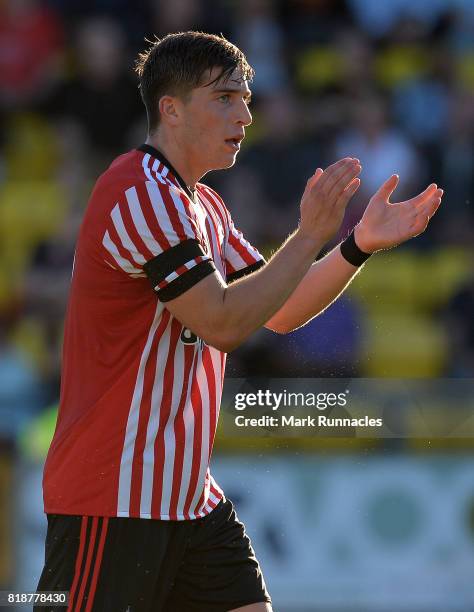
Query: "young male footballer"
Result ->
[[36, 31, 443, 612]]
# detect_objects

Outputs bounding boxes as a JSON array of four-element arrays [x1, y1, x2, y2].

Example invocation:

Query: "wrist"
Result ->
[[340, 227, 373, 267], [294, 227, 325, 257], [353, 223, 376, 254]]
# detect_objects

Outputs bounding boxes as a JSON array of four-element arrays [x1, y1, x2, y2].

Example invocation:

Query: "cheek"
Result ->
[[186, 119, 214, 145]]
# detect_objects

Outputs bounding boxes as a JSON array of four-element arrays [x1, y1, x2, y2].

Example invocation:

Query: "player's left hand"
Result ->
[[354, 175, 444, 253]]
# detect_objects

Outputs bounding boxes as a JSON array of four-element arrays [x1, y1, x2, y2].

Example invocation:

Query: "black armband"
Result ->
[[143, 238, 216, 301]]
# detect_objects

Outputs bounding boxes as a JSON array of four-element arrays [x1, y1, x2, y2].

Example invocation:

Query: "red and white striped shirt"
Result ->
[[43, 144, 265, 520]]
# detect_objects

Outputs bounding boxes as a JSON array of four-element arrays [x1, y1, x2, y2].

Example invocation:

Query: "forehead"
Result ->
[[198, 66, 251, 95]]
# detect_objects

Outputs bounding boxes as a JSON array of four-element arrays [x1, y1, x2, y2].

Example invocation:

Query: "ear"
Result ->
[[158, 95, 182, 126]]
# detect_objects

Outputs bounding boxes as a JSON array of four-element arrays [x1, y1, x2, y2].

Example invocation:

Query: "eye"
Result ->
[[218, 94, 230, 103]]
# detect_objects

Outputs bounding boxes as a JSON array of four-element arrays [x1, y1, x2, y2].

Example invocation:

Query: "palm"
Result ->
[[357, 175, 443, 253]]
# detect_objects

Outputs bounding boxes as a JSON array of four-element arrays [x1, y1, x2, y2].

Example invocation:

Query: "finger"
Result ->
[[409, 183, 438, 206], [306, 168, 324, 190], [417, 193, 443, 219], [335, 177, 360, 209], [324, 157, 354, 174], [410, 196, 443, 235], [375, 174, 399, 202], [411, 212, 433, 235], [327, 161, 362, 200], [316, 158, 355, 191], [318, 158, 360, 196]]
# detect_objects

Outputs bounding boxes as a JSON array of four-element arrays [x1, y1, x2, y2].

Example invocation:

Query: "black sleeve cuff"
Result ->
[[227, 259, 266, 283]]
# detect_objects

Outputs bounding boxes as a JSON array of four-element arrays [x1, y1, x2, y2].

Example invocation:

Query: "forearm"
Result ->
[[265, 242, 364, 333], [214, 229, 324, 349], [166, 157, 364, 351]]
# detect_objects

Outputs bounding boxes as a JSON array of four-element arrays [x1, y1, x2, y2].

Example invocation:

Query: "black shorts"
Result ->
[[34, 497, 271, 612]]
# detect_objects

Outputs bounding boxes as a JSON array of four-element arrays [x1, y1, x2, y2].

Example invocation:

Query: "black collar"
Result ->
[[137, 144, 195, 200]]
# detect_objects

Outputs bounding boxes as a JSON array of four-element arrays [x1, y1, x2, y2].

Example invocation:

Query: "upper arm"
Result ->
[[163, 270, 231, 350], [102, 178, 216, 301], [101, 178, 238, 349]]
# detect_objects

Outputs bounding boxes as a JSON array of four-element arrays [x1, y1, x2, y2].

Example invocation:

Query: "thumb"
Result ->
[[375, 174, 399, 202]]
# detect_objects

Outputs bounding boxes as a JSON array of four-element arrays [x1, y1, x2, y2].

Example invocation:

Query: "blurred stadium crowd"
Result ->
[[0, 0, 473, 447]]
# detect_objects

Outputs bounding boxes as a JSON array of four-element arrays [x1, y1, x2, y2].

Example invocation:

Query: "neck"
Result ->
[[146, 131, 202, 189]]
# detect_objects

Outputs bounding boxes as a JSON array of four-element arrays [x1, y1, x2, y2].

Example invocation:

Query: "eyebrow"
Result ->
[[212, 87, 252, 100]]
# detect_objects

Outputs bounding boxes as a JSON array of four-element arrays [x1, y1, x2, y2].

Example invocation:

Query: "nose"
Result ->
[[237, 99, 252, 127]]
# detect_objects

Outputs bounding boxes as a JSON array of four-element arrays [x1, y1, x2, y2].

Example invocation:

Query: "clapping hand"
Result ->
[[354, 175, 444, 253]]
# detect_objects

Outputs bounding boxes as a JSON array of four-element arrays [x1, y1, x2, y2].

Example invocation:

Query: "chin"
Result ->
[[219, 153, 238, 170], [222, 158, 237, 169]]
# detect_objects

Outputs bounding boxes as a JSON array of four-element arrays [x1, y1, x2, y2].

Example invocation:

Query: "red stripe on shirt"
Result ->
[[157, 182, 192, 243], [168, 344, 195, 520], [150, 318, 181, 517], [210, 482, 222, 500], [225, 260, 237, 276], [202, 347, 217, 462], [228, 228, 256, 266], [182, 355, 202, 519], [193, 471, 210, 518], [134, 181, 171, 252], [129, 313, 168, 517], [107, 215, 141, 270], [119, 194, 156, 262], [199, 185, 229, 230], [201, 201, 224, 261], [199, 187, 228, 238]]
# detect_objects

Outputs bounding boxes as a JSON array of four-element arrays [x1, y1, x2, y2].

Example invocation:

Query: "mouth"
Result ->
[[224, 136, 243, 151]]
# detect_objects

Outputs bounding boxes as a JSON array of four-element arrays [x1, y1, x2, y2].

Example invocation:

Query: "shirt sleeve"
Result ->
[[102, 179, 216, 301], [225, 212, 266, 283]]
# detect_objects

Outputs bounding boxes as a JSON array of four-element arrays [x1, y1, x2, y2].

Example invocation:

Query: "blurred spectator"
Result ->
[[442, 274, 474, 376], [334, 95, 422, 196], [283, 0, 354, 49], [336, 27, 375, 93], [46, 0, 152, 48], [0, 320, 43, 441], [0, 0, 64, 109], [234, 0, 288, 95], [333, 93, 424, 243], [150, 0, 206, 37], [348, 0, 447, 37], [393, 77, 449, 146], [335, 96, 424, 194], [0, 113, 67, 286], [44, 17, 142, 167], [17, 205, 81, 399], [436, 88, 474, 245]]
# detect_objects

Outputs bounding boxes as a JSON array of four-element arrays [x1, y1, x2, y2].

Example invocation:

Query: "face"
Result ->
[[178, 66, 253, 176]]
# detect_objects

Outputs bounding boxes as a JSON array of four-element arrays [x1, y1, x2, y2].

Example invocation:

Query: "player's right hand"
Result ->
[[298, 157, 361, 244]]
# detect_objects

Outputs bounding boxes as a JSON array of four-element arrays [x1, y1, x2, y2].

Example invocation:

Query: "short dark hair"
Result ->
[[135, 31, 254, 134]]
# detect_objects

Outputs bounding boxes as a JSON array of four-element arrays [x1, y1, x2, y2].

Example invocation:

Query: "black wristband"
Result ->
[[340, 229, 372, 266]]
